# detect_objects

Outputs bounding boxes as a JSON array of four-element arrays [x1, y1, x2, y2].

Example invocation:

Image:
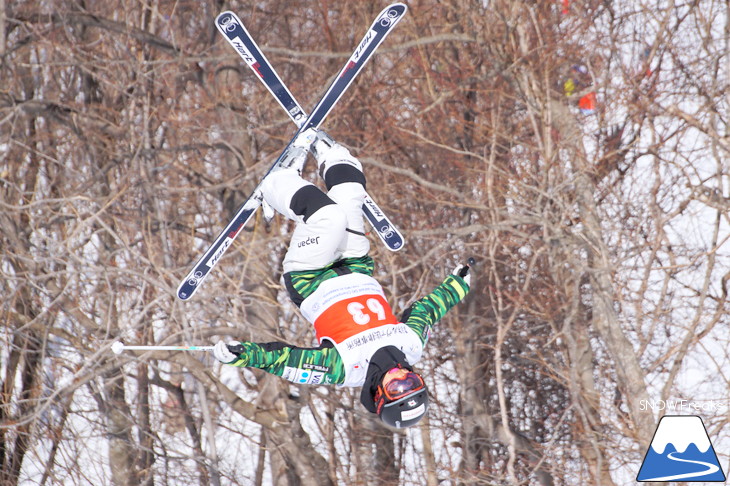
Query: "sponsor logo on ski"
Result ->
[[186, 270, 204, 287], [363, 197, 384, 219], [351, 29, 376, 65], [230, 37, 257, 67], [207, 237, 233, 268], [218, 14, 237, 33], [379, 225, 395, 239], [379, 8, 401, 27]]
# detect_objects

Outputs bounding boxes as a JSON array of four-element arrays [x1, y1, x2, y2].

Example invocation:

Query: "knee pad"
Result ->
[[289, 185, 337, 222], [322, 163, 366, 191], [316, 145, 366, 190], [260, 169, 311, 220]]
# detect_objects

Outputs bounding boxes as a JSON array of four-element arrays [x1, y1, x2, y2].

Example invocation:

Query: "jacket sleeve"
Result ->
[[225, 340, 347, 385], [401, 274, 470, 346]]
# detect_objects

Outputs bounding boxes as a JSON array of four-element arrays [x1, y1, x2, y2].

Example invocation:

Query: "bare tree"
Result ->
[[1, 0, 728, 485]]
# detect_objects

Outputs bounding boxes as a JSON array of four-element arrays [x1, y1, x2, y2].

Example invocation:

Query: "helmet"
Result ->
[[375, 367, 429, 428]]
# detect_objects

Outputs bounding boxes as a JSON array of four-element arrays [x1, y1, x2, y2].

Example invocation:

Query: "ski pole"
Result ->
[[111, 341, 214, 355]]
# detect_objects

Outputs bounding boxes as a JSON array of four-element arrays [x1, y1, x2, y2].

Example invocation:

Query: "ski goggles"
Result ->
[[377, 367, 425, 403]]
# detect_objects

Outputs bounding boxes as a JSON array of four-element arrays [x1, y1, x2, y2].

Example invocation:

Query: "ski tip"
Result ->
[[216, 11, 243, 33], [216, 10, 238, 20], [216, 11, 233, 23], [177, 288, 194, 301], [177, 277, 200, 301], [379, 231, 405, 252], [385, 2, 408, 11], [380, 3, 408, 24]]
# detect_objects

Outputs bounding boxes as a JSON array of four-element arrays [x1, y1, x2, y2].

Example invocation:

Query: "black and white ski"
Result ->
[[215, 9, 405, 253], [178, 3, 407, 300]]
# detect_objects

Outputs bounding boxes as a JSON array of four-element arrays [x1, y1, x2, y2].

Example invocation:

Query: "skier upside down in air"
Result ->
[[214, 129, 471, 428]]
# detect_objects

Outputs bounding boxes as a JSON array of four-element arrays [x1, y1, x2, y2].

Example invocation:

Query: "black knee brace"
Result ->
[[289, 185, 336, 222], [321, 164, 367, 191]]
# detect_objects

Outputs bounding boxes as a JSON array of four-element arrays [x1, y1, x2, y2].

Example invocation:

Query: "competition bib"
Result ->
[[301, 273, 398, 343]]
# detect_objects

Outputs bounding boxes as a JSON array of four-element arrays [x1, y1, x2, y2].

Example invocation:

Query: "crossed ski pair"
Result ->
[[177, 4, 407, 300]]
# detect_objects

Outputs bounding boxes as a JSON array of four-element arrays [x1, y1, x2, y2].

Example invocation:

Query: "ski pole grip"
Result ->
[[458, 257, 476, 277]]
